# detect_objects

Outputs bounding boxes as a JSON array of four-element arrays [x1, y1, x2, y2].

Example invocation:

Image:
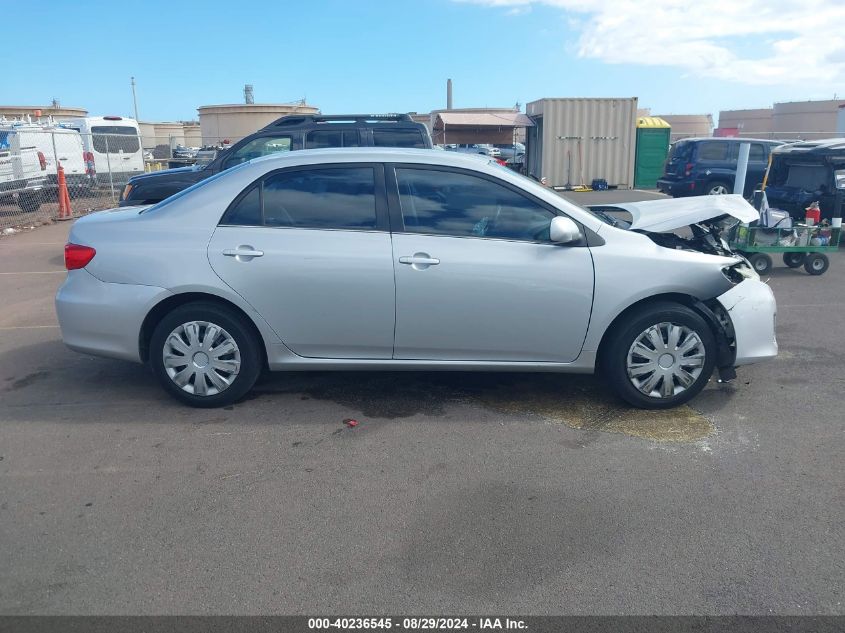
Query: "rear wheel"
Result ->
[[803, 253, 829, 275], [706, 180, 731, 195], [601, 302, 717, 409], [748, 253, 773, 275], [149, 302, 262, 407], [782, 252, 806, 268]]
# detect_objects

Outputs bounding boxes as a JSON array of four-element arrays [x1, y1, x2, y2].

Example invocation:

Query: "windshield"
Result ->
[[140, 162, 249, 214]]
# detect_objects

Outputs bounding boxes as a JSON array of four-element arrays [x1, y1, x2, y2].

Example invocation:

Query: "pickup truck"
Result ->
[[0, 146, 48, 211]]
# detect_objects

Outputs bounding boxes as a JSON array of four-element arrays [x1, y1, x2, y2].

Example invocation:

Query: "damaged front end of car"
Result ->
[[589, 194, 777, 379]]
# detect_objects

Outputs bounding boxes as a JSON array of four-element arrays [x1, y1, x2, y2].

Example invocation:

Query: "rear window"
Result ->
[[697, 142, 729, 161], [91, 126, 140, 154], [372, 128, 427, 148], [668, 142, 692, 160]]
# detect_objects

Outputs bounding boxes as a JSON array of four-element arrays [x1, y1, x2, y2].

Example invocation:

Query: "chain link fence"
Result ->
[[0, 128, 231, 230]]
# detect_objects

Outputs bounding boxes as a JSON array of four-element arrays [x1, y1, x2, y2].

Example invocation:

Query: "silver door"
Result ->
[[392, 233, 594, 362], [208, 164, 395, 359], [390, 166, 594, 362]]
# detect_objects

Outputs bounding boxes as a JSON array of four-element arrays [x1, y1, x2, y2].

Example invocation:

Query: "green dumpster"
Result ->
[[634, 117, 671, 189]]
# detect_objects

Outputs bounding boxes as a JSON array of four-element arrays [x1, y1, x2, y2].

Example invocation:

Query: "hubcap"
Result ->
[[626, 322, 706, 399], [709, 185, 728, 195], [162, 320, 241, 396]]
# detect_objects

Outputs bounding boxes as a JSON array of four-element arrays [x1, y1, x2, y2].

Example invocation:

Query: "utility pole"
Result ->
[[131, 76, 140, 121]]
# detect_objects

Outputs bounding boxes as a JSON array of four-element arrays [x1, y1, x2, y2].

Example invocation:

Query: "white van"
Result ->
[[0, 123, 89, 190], [64, 116, 144, 185]]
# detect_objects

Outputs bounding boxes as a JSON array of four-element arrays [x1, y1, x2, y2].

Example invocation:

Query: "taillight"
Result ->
[[64, 243, 96, 270], [121, 184, 132, 200], [83, 151, 95, 176], [37, 151, 47, 170], [684, 162, 694, 176]]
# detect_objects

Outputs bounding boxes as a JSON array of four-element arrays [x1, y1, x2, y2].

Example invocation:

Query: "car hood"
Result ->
[[610, 194, 759, 232], [128, 165, 202, 183]]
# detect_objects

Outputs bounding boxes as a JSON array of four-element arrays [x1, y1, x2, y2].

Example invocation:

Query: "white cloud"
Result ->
[[456, 0, 845, 88]]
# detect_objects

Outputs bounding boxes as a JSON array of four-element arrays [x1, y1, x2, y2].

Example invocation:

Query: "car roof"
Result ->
[[675, 137, 782, 144], [249, 147, 496, 169], [772, 138, 845, 155], [262, 113, 422, 129]]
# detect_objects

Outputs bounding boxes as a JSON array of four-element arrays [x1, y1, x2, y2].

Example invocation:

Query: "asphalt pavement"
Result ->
[[0, 195, 843, 615]]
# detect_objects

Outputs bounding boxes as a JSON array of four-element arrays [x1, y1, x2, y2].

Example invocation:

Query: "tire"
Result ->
[[783, 252, 806, 268], [706, 180, 731, 195], [803, 253, 829, 276], [601, 302, 717, 409], [748, 253, 773, 275], [149, 302, 262, 407], [16, 192, 41, 213]]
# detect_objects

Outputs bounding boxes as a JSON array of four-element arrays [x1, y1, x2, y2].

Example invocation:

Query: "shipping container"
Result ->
[[525, 97, 637, 188]]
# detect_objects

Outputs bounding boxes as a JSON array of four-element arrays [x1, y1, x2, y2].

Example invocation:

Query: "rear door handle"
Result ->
[[399, 253, 440, 269], [223, 246, 264, 261]]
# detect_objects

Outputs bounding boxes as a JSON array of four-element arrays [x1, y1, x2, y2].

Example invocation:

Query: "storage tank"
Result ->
[[198, 102, 320, 145], [183, 124, 202, 148], [525, 97, 638, 188], [634, 117, 671, 189]]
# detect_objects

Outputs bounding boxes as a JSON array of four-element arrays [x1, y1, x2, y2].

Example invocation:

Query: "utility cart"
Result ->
[[729, 224, 840, 275]]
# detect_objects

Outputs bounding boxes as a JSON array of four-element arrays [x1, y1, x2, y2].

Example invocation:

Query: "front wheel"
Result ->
[[601, 303, 717, 409], [748, 253, 773, 275], [149, 302, 262, 407]]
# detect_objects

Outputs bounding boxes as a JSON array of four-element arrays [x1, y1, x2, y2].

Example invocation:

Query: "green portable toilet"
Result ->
[[634, 117, 671, 189]]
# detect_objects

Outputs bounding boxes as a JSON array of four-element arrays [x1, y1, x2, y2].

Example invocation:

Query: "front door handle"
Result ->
[[399, 253, 440, 270], [223, 245, 264, 261]]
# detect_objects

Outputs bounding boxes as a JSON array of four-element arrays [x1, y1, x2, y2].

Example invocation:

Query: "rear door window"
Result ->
[[305, 130, 360, 149], [697, 142, 729, 161], [749, 144, 766, 161], [263, 167, 377, 229], [372, 129, 427, 148]]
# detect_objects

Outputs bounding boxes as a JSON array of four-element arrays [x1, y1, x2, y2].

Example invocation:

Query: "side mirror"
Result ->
[[549, 216, 582, 244], [834, 169, 845, 190]]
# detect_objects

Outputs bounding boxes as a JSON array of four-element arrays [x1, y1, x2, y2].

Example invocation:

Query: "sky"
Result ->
[[4, 0, 845, 123]]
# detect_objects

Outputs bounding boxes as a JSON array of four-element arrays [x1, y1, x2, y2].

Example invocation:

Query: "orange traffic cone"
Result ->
[[56, 164, 74, 221]]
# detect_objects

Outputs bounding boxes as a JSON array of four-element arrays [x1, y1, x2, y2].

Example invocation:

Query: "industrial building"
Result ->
[[652, 114, 713, 141], [197, 102, 319, 145], [717, 99, 845, 140], [525, 97, 638, 189], [430, 108, 533, 145]]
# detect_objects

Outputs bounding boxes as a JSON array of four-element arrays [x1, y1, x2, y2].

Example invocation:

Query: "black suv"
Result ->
[[765, 138, 845, 220], [120, 114, 432, 206], [657, 138, 782, 198]]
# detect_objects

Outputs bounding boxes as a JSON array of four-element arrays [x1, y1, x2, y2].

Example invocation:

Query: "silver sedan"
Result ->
[[56, 148, 777, 408]]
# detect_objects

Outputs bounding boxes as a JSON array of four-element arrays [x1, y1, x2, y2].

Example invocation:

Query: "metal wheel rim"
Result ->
[[811, 257, 824, 271], [626, 322, 706, 399], [162, 320, 241, 396], [753, 257, 769, 272], [709, 185, 728, 195]]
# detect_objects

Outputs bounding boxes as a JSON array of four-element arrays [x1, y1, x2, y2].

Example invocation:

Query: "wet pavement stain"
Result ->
[[474, 375, 714, 443], [255, 371, 714, 443]]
